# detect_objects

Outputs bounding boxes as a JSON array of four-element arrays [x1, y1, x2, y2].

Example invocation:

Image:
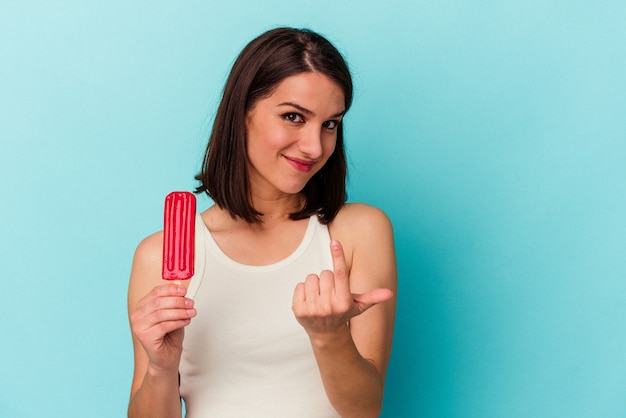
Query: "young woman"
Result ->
[[127, 27, 397, 418]]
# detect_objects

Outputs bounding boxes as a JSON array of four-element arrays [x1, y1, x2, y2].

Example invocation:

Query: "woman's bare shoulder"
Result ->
[[128, 231, 167, 308], [133, 231, 164, 268], [331, 203, 394, 238], [329, 203, 395, 277]]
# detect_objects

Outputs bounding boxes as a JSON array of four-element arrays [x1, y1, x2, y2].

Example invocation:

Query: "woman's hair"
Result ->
[[195, 27, 353, 224]]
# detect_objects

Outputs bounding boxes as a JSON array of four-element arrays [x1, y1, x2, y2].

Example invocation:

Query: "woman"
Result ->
[[128, 27, 397, 418]]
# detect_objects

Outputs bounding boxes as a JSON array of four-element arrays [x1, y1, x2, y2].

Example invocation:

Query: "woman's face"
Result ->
[[245, 72, 346, 199]]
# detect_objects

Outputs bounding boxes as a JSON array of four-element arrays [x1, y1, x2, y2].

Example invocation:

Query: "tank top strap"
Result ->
[[186, 213, 207, 299]]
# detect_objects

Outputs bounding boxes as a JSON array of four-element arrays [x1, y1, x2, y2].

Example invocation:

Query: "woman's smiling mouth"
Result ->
[[283, 155, 316, 172]]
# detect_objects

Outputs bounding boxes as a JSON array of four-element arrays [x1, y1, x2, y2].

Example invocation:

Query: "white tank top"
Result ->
[[179, 214, 340, 417]]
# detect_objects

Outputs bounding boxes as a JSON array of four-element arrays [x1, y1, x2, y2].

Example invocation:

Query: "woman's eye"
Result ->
[[283, 113, 304, 123], [323, 120, 339, 130]]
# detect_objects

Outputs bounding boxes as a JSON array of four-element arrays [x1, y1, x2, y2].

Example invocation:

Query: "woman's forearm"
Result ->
[[310, 325, 385, 418], [128, 365, 182, 418]]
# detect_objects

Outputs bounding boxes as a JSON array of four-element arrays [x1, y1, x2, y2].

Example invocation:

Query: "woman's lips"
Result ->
[[284, 156, 316, 172]]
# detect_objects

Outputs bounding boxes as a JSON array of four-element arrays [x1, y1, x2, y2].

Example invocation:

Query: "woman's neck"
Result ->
[[250, 192, 304, 224]]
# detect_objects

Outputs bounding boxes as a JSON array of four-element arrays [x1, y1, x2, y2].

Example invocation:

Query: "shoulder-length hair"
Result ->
[[195, 27, 353, 224]]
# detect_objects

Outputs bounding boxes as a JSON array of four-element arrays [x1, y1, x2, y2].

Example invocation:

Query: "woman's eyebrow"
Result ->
[[278, 102, 346, 118]]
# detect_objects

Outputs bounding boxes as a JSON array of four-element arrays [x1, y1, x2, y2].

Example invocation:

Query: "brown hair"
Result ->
[[195, 27, 353, 224]]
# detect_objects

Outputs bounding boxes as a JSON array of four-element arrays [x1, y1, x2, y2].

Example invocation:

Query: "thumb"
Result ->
[[352, 288, 394, 316]]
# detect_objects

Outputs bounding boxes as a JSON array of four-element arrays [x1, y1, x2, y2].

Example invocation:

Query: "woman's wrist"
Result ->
[[146, 361, 180, 382], [307, 323, 353, 350]]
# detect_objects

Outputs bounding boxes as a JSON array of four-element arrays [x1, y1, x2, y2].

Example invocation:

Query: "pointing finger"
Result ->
[[319, 270, 335, 295], [330, 240, 349, 294]]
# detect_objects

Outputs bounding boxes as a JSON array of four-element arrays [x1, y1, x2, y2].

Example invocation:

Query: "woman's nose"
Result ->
[[298, 126, 323, 159]]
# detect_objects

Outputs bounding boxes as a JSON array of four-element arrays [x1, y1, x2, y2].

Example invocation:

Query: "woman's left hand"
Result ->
[[292, 240, 393, 337]]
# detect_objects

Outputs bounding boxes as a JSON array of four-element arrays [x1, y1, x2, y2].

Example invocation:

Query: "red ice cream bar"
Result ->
[[162, 191, 196, 280]]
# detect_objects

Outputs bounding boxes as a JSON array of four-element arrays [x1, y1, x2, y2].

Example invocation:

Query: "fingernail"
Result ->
[[331, 240, 341, 250]]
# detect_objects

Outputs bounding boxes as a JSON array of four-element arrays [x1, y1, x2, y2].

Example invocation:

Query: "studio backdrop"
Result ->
[[1, 1, 625, 417]]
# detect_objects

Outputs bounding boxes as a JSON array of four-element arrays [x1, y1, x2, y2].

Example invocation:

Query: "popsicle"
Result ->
[[162, 191, 196, 281]]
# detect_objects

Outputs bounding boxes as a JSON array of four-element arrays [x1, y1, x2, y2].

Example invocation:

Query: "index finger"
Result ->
[[330, 240, 349, 293], [135, 283, 186, 310], [153, 283, 187, 296]]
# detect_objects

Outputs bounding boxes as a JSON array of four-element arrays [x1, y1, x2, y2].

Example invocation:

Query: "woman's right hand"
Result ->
[[129, 284, 197, 373]]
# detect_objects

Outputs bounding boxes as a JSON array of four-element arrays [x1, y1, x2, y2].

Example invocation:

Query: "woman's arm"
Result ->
[[292, 204, 397, 417], [127, 233, 196, 418]]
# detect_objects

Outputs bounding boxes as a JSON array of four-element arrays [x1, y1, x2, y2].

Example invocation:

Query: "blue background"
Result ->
[[1, 1, 625, 417]]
